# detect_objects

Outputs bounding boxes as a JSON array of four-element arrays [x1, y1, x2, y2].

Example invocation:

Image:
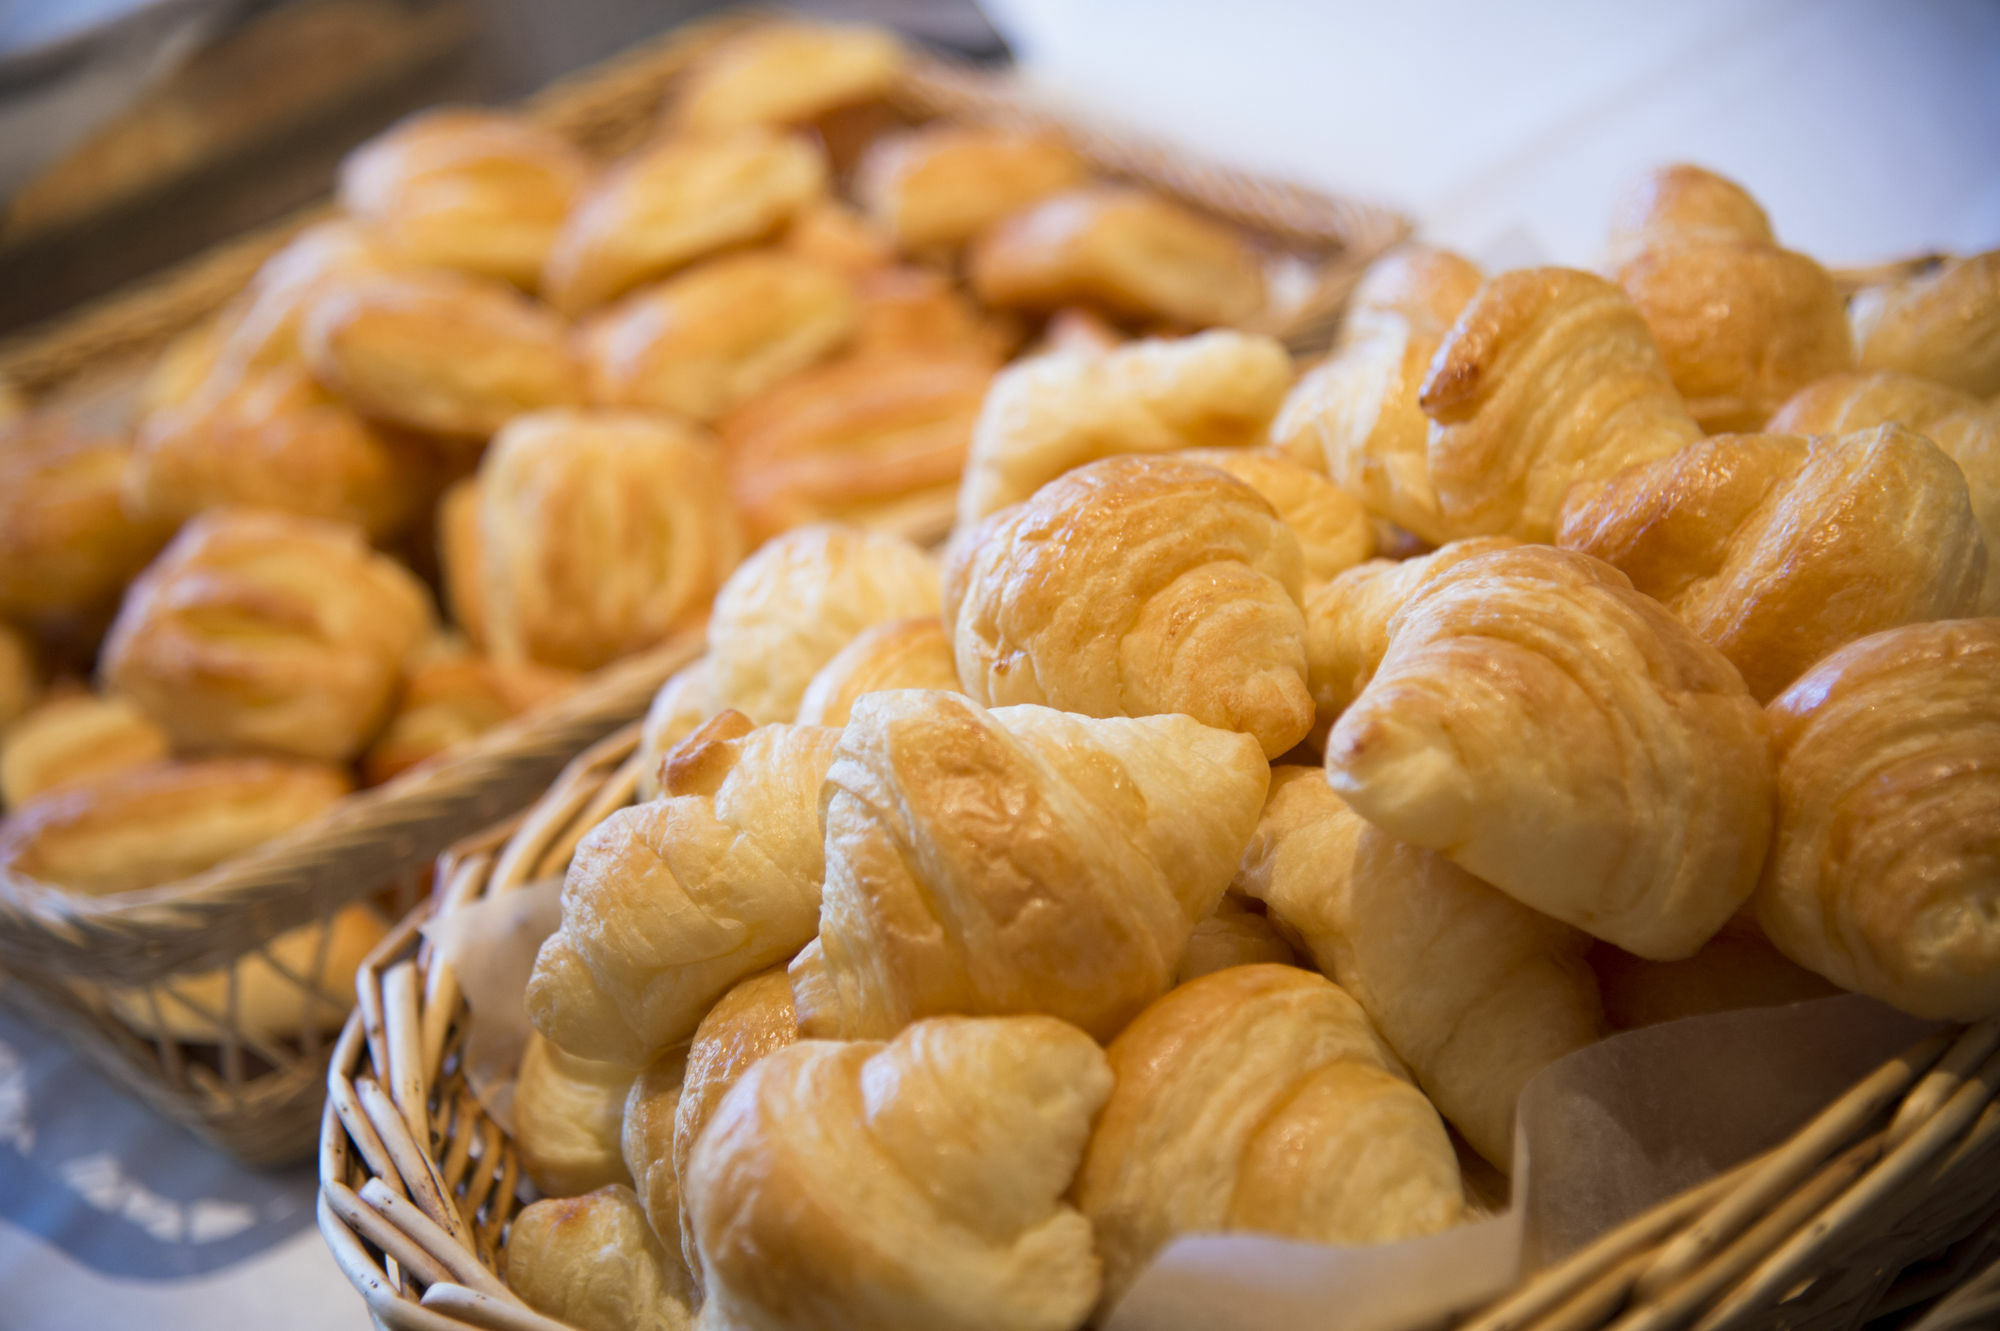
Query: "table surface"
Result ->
[[2, 2, 1996, 1329]]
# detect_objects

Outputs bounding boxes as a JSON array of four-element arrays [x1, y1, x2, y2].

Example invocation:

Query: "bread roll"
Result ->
[[1324, 542, 1772, 960], [782, 199, 896, 274], [1850, 250, 2000, 396], [947, 455, 1314, 758], [0, 626, 32, 731], [101, 511, 434, 761], [1608, 164, 1852, 431], [1591, 923, 1840, 1031], [858, 124, 1089, 256], [970, 185, 1267, 330], [635, 656, 717, 802], [957, 330, 1293, 524], [527, 713, 841, 1065], [0, 415, 163, 623], [1236, 768, 1602, 1167], [667, 22, 902, 134], [687, 1015, 1110, 1331], [1754, 619, 2000, 1019], [360, 653, 576, 784], [1076, 966, 1464, 1312], [1174, 447, 1375, 587], [794, 616, 960, 726], [1175, 893, 1297, 983], [515, 1031, 633, 1198], [542, 127, 828, 314], [847, 264, 1014, 362], [508, 1184, 694, 1331], [211, 220, 392, 379], [1557, 426, 1986, 701], [792, 691, 1269, 1040], [1, 691, 169, 809], [476, 411, 741, 671]]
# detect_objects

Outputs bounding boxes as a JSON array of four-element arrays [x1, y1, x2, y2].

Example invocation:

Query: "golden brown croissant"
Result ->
[[1, 690, 168, 809], [508, 1184, 694, 1331], [957, 329, 1293, 525], [300, 269, 582, 442], [621, 1042, 688, 1265], [1850, 250, 2000, 396], [360, 652, 577, 784], [1607, 164, 1852, 431], [1323, 542, 1772, 960], [1270, 244, 1484, 544], [1076, 965, 1464, 1312], [513, 1031, 634, 1198], [0, 415, 164, 624], [686, 1014, 1111, 1331], [101, 510, 434, 761], [857, 124, 1089, 256], [794, 615, 961, 726], [636, 656, 718, 802], [1173, 447, 1375, 587], [1590, 921, 1840, 1032], [946, 455, 1314, 758], [1770, 370, 2000, 613], [707, 523, 940, 725], [1236, 768, 1602, 1167], [667, 22, 902, 134], [578, 251, 857, 422], [1420, 267, 1703, 541], [970, 185, 1267, 330], [527, 712, 841, 1065], [337, 107, 590, 289], [476, 410, 742, 671], [542, 128, 828, 315], [1556, 426, 1986, 701], [1175, 892, 1297, 983], [791, 690, 1269, 1040], [1753, 619, 2000, 1019]]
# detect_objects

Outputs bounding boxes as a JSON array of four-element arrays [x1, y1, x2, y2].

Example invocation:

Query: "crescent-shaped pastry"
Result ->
[[0, 414, 164, 624], [1850, 250, 2000, 396], [1, 691, 169, 809], [794, 616, 962, 727], [1173, 447, 1375, 588], [635, 656, 718, 802], [1175, 893, 1298, 983], [508, 1185, 694, 1331], [513, 1031, 634, 1198], [857, 124, 1089, 256]]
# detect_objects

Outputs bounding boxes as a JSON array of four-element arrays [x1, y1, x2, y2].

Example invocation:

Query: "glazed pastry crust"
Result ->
[[1323, 542, 1773, 960], [858, 124, 1089, 255], [794, 616, 962, 727], [1754, 619, 2000, 1020], [1174, 447, 1375, 587], [1557, 426, 1986, 701], [514, 1031, 634, 1198], [360, 653, 576, 784], [946, 455, 1314, 758], [1850, 250, 2000, 397], [508, 1184, 694, 1331], [667, 22, 903, 133], [1, 691, 169, 809], [635, 656, 718, 802], [0, 416, 163, 622]]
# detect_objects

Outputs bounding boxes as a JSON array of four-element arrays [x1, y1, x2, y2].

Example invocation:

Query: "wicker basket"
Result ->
[[318, 721, 2000, 1331], [0, 10, 1408, 1166]]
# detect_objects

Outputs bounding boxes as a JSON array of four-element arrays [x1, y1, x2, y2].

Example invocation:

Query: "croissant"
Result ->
[[791, 690, 1268, 1040], [794, 616, 961, 726], [956, 330, 1293, 525], [1556, 425, 1986, 701], [1607, 164, 1852, 431], [1075, 965, 1464, 1313], [1850, 250, 2000, 396], [1770, 371, 2000, 613], [1236, 767, 1602, 1167], [946, 455, 1314, 758], [1174, 447, 1375, 587], [635, 656, 718, 802], [361, 653, 577, 784], [527, 712, 841, 1065], [1270, 244, 1484, 543], [476, 411, 742, 671], [1590, 922, 1839, 1032], [707, 523, 940, 725], [1420, 267, 1702, 541], [508, 1184, 694, 1331], [686, 1014, 1111, 1331], [1323, 542, 1772, 960], [857, 124, 1089, 256], [514, 1031, 634, 1197], [621, 1042, 688, 1268], [1175, 892, 1298, 983], [1, 690, 169, 809], [1753, 619, 2000, 1020], [667, 22, 902, 135], [0, 414, 164, 625]]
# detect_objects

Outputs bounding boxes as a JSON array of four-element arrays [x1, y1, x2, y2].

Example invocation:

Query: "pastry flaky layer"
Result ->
[[1850, 249, 2000, 398], [512, 1031, 634, 1199], [1754, 619, 2000, 1020], [509, 1183, 696, 1331]]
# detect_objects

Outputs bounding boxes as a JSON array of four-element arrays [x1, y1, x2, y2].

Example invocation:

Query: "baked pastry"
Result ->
[[1420, 267, 1703, 541], [1770, 371, 2000, 612], [1591, 922, 1840, 1031], [579, 251, 857, 422], [1754, 619, 2000, 1020], [848, 264, 1015, 362], [514, 1031, 634, 1198], [970, 185, 1267, 330], [360, 653, 576, 784], [128, 366, 421, 538], [1075, 965, 1464, 1313], [436, 479, 488, 648], [858, 124, 1089, 256], [667, 22, 902, 134], [1323, 542, 1772, 960], [1236, 767, 1602, 1167], [1556, 426, 1986, 701], [300, 269, 583, 441], [707, 523, 940, 725], [1175, 893, 1297, 983], [1270, 244, 1485, 544], [1607, 164, 1852, 431], [508, 1184, 694, 1331], [528, 712, 841, 1065], [1, 691, 169, 809], [791, 691, 1269, 1040], [0, 414, 163, 624], [794, 616, 961, 727], [476, 411, 741, 671], [635, 657, 717, 802], [337, 107, 590, 290], [1850, 250, 2000, 396], [686, 1014, 1110, 1331], [957, 330, 1293, 524], [138, 313, 229, 417], [542, 127, 828, 315], [100, 510, 435, 761], [211, 220, 394, 380], [621, 1043, 689, 1269], [946, 456, 1314, 758], [1174, 447, 1375, 587], [782, 199, 896, 274], [0, 626, 32, 731]]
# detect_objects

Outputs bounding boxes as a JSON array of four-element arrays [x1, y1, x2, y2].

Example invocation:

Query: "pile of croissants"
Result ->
[[499, 162, 2000, 1331]]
